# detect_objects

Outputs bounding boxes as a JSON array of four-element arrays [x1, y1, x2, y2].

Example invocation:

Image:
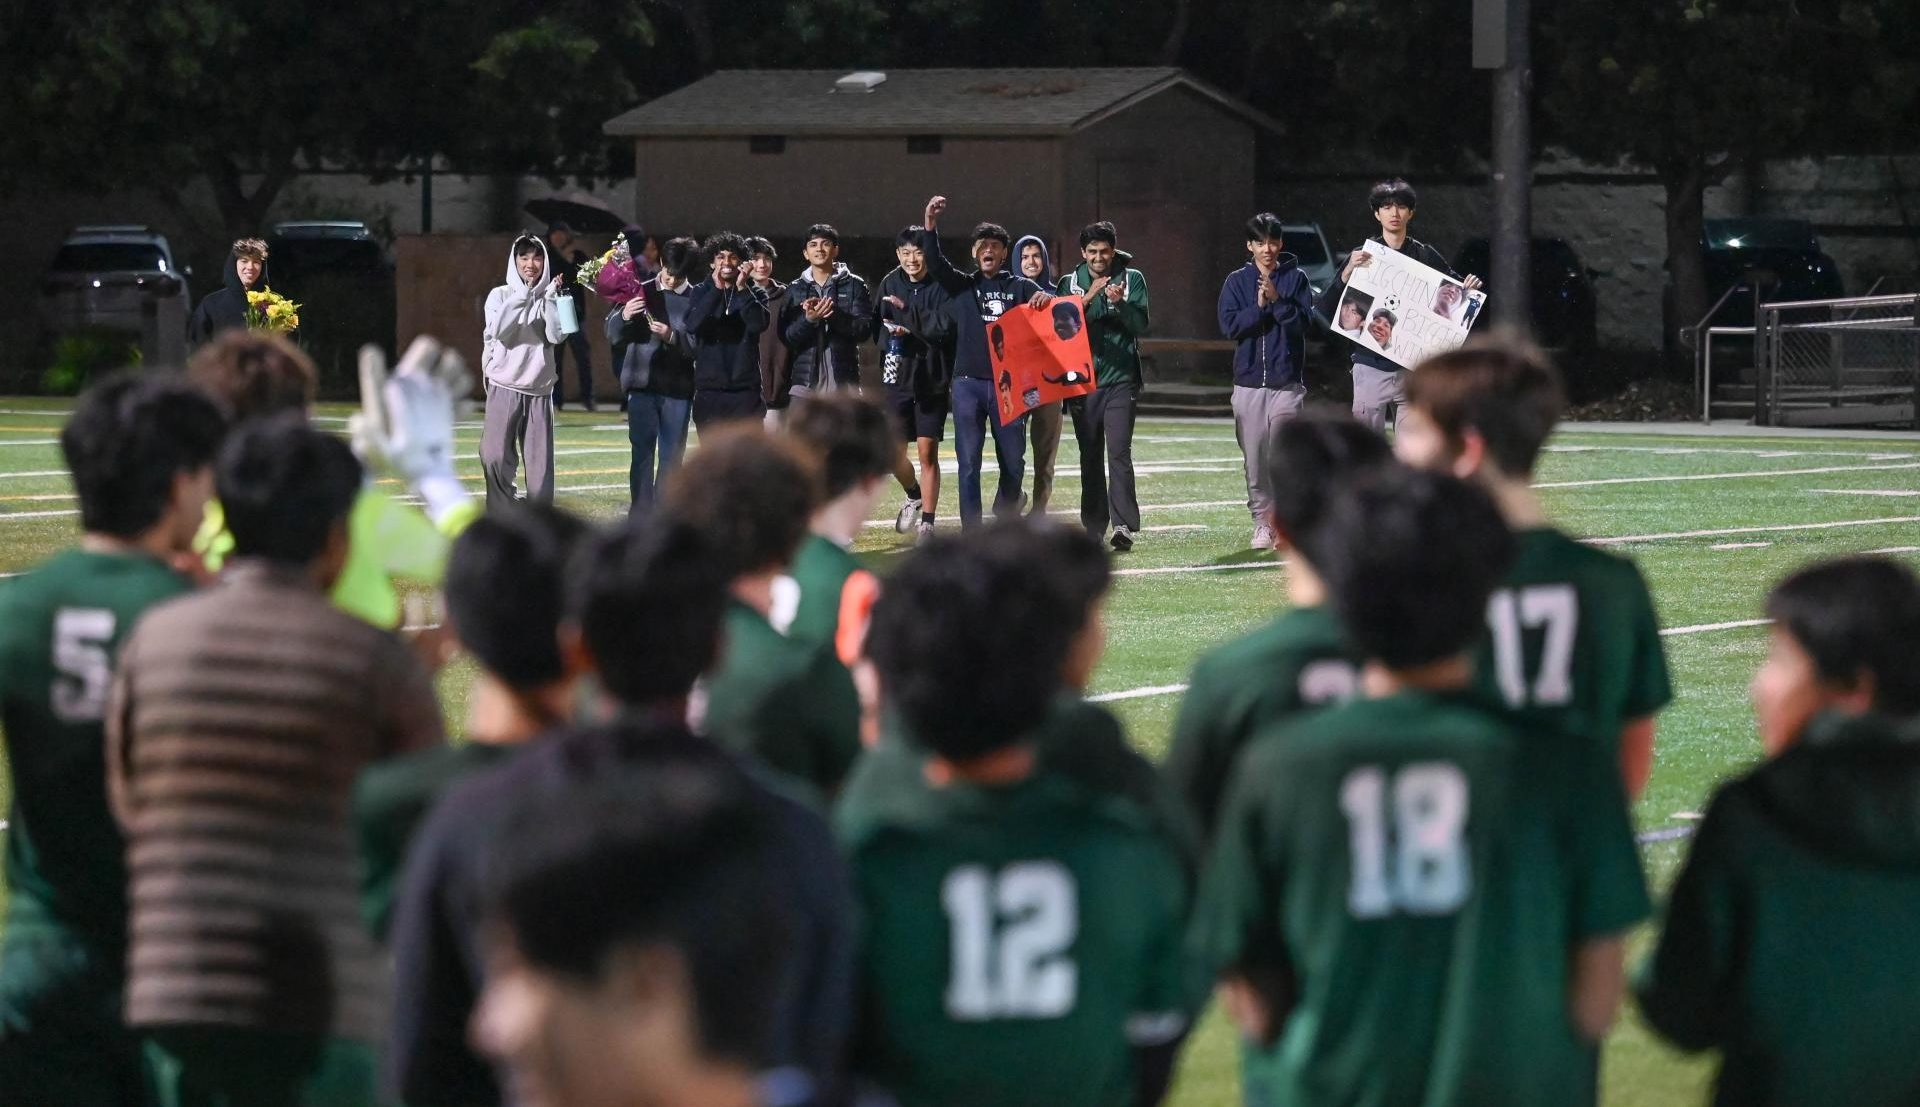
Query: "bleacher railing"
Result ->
[[1756, 293, 1919, 428]]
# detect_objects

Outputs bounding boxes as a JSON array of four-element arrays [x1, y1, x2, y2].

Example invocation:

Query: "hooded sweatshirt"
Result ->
[[911, 233, 1045, 382], [783, 262, 874, 391], [481, 239, 564, 395], [873, 232, 953, 406], [1012, 235, 1055, 289], [1216, 257, 1312, 390], [187, 250, 271, 346], [1636, 710, 1920, 1107], [1059, 254, 1150, 389]]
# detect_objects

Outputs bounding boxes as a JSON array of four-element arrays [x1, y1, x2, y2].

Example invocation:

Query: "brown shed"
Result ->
[[604, 68, 1281, 347]]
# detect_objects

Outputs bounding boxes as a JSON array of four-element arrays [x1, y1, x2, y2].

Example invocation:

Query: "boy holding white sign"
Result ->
[[1318, 179, 1482, 432]]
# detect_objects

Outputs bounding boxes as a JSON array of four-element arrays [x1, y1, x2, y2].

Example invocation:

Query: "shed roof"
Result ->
[[604, 68, 1282, 138]]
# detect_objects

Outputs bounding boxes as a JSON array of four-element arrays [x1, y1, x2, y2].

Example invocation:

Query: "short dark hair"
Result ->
[[188, 330, 318, 421], [784, 393, 900, 500], [485, 724, 793, 1070], [867, 519, 1087, 763], [1767, 557, 1920, 716], [1078, 221, 1118, 250], [659, 427, 820, 580], [702, 232, 748, 262], [1369, 178, 1418, 211], [970, 222, 1011, 248], [1033, 520, 1110, 632], [1405, 337, 1566, 477], [569, 518, 730, 708], [446, 504, 591, 689], [1319, 468, 1515, 670], [62, 374, 227, 539], [661, 236, 703, 279], [546, 221, 573, 238], [743, 236, 776, 261], [1245, 212, 1285, 242], [805, 224, 840, 247], [895, 225, 929, 249], [216, 415, 362, 565], [513, 234, 545, 259], [1265, 413, 1394, 562]]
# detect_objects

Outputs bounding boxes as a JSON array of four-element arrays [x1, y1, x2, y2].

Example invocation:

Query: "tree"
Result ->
[[1537, 0, 1918, 352]]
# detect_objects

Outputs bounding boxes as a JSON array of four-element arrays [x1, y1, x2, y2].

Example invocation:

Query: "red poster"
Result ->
[[988, 298, 1098, 424]]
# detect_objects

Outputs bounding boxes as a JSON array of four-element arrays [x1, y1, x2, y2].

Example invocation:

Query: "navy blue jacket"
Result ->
[[1317, 237, 1461, 373], [683, 279, 771, 392], [911, 234, 1045, 382], [1217, 258, 1312, 389], [607, 278, 696, 399], [781, 263, 874, 390]]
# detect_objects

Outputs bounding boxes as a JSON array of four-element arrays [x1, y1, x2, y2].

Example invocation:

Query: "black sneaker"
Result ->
[[1110, 526, 1135, 552]]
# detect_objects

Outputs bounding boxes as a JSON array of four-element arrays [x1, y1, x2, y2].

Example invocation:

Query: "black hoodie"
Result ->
[[873, 230, 954, 406], [188, 251, 271, 346], [910, 233, 1045, 382]]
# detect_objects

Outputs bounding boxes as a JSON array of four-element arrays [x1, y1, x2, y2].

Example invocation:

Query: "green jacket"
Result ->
[[1058, 261, 1150, 388]]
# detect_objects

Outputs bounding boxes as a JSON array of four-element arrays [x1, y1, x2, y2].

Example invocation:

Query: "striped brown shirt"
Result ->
[[107, 560, 444, 1043]]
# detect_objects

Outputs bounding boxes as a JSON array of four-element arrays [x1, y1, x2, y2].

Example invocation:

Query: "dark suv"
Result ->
[[1699, 217, 1843, 327], [1452, 237, 1599, 351], [265, 221, 396, 383]]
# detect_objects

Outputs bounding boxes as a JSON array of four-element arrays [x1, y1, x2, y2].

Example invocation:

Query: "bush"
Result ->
[[42, 330, 140, 395]]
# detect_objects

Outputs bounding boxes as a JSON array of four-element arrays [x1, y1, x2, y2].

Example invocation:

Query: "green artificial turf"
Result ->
[[2, 397, 1917, 1105]]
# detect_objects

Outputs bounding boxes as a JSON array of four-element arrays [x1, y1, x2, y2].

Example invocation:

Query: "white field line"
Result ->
[[1867, 546, 1920, 554], [1811, 488, 1920, 497], [1587, 516, 1920, 546], [1709, 542, 1772, 550], [1112, 560, 1284, 578], [1085, 616, 1775, 704], [1547, 444, 1917, 460], [0, 440, 57, 448], [1536, 461, 1920, 489]]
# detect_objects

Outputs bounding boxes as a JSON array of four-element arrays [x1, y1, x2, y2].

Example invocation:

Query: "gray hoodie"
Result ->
[[1013, 234, 1055, 288], [482, 238, 565, 395]]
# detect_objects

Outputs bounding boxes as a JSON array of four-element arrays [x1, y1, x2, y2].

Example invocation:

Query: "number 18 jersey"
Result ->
[[1192, 691, 1650, 1107], [0, 549, 189, 948], [837, 770, 1194, 1107]]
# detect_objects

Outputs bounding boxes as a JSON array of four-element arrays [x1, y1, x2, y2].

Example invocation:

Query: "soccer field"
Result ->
[[2, 397, 1918, 1104]]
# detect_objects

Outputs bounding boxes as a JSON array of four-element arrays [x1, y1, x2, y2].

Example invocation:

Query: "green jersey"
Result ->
[[352, 741, 518, 938], [1474, 527, 1671, 751], [1194, 691, 1650, 1107], [842, 697, 1203, 879], [1164, 604, 1359, 842], [837, 769, 1193, 1107], [784, 533, 869, 653], [704, 601, 862, 797], [1636, 711, 1920, 1107], [0, 549, 190, 950]]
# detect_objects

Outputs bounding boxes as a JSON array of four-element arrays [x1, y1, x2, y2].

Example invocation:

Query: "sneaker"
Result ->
[[1020, 492, 1031, 514], [1251, 524, 1277, 550], [1110, 526, 1135, 553], [916, 521, 936, 545], [895, 497, 923, 533]]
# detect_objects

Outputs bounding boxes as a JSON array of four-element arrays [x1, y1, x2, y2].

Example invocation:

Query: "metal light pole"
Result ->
[[1476, 0, 1532, 333]]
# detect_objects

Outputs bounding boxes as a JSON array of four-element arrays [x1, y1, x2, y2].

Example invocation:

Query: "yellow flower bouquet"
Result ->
[[245, 288, 302, 334]]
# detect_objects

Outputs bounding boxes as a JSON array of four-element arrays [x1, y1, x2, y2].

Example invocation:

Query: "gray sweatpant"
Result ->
[[1028, 401, 1064, 514], [480, 383, 555, 510], [1351, 364, 1408, 433], [1231, 383, 1307, 523]]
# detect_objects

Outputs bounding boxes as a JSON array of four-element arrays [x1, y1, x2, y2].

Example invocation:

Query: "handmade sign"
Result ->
[[1331, 240, 1488, 370], [988, 298, 1097, 424]]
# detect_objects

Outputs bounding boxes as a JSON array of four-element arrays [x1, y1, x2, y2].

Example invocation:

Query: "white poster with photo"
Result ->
[[1330, 240, 1488, 370]]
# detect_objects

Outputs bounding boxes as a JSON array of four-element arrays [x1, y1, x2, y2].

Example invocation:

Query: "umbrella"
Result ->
[[523, 193, 629, 235]]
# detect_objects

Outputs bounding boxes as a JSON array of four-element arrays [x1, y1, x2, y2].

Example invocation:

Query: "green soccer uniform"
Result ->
[[352, 741, 518, 938], [843, 696, 1203, 878], [0, 548, 191, 1101], [1193, 691, 1650, 1107], [1474, 527, 1672, 752], [837, 768, 1194, 1107], [1636, 711, 1920, 1107], [704, 601, 862, 797], [785, 533, 869, 653], [1165, 604, 1360, 842]]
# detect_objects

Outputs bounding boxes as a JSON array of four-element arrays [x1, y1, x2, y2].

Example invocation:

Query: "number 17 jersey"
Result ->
[[1192, 691, 1651, 1107]]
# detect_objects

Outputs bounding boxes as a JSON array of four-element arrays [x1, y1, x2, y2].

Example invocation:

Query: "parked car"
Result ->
[[41, 226, 190, 336], [1282, 222, 1337, 335], [267, 221, 391, 284], [265, 221, 397, 389], [1453, 236, 1599, 351], [1699, 217, 1843, 327]]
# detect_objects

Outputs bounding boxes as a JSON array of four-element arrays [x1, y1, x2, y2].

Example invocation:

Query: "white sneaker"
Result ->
[[895, 497, 922, 533], [916, 521, 936, 546], [1251, 524, 1277, 550]]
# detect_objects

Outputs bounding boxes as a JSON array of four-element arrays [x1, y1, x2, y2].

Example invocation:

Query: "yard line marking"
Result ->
[[1537, 461, 1920, 489], [1140, 524, 1209, 533], [1112, 560, 1283, 578], [1636, 826, 1696, 845], [0, 509, 78, 520], [1866, 546, 1920, 554], [1660, 618, 1771, 636], [1708, 542, 1772, 550], [1811, 488, 1920, 497], [1588, 516, 1920, 546], [1546, 444, 1917, 461], [0, 440, 57, 448], [1088, 684, 1190, 703], [0, 470, 68, 480]]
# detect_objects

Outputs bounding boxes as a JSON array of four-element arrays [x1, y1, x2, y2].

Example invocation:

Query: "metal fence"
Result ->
[[1757, 293, 1920, 427]]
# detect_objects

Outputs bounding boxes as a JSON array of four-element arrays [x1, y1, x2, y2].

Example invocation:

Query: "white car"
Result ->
[[1281, 222, 1338, 334], [41, 226, 190, 335]]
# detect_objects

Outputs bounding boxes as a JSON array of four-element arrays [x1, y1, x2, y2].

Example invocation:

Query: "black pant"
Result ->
[[691, 388, 766, 436], [1069, 380, 1140, 534], [555, 325, 594, 407]]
